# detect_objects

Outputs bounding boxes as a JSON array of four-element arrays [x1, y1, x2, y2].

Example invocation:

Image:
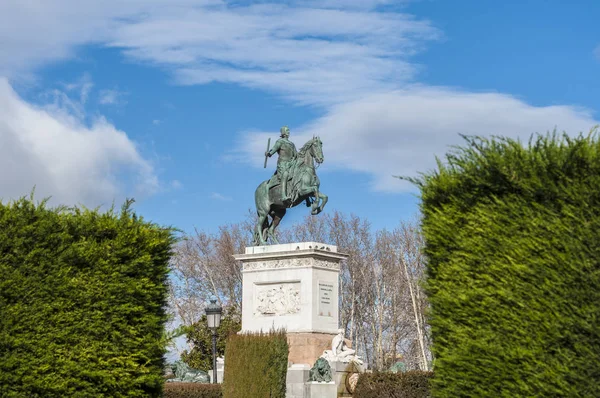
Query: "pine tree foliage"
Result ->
[[408, 129, 600, 397], [0, 197, 176, 397], [181, 308, 241, 371]]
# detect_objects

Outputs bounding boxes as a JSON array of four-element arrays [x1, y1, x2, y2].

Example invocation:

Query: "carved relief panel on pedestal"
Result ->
[[254, 282, 301, 316]]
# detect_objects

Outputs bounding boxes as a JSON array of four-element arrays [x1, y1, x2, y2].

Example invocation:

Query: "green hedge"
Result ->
[[163, 383, 222, 398], [411, 131, 600, 397], [354, 371, 433, 398], [0, 197, 175, 397], [222, 330, 288, 398]]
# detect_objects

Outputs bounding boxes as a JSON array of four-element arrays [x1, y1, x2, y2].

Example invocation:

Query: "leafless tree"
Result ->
[[168, 219, 253, 340], [390, 221, 432, 370], [167, 210, 432, 370]]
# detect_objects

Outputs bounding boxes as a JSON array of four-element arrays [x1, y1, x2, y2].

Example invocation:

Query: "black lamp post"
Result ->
[[205, 299, 222, 384]]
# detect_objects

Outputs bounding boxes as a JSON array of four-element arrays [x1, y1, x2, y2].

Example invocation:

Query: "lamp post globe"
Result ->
[[205, 299, 222, 384], [205, 299, 222, 329]]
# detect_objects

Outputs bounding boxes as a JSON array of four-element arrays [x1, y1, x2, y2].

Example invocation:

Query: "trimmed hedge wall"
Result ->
[[222, 330, 288, 398], [354, 371, 433, 398], [0, 197, 175, 397], [412, 132, 600, 397], [163, 383, 222, 398]]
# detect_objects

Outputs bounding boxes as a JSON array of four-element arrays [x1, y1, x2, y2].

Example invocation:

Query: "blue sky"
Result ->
[[1, 0, 599, 235]]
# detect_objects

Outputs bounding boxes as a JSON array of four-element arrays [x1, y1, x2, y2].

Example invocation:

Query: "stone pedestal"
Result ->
[[235, 242, 346, 338], [287, 361, 361, 398], [286, 364, 310, 398], [234, 242, 349, 398], [331, 361, 364, 397], [305, 382, 337, 398], [286, 332, 337, 366]]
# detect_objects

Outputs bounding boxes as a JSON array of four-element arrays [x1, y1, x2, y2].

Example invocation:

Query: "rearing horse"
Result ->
[[253, 137, 328, 246]]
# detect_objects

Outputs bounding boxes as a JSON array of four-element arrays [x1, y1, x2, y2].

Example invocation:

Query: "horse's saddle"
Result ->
[[267, 172, 290, 189], [267, 170, 307, 203]]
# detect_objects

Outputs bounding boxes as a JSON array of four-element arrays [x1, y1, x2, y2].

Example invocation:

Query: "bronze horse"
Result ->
[[253, 137, 328, 245]]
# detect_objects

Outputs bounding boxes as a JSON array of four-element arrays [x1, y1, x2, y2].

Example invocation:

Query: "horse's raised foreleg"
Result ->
[[310, 187, 320, 215], [318, 192, 328, 212], [311, 191, 328, 215], [311, 193, 319, 215]]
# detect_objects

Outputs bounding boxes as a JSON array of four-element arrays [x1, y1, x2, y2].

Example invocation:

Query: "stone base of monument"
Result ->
[[291, 361, 361, 398], [330, 361, 365, 396], [234, 242, 353, 397], [286, 364, 310, 398], [285, 359, 364, 397], [305, 381, 337, 398], [287, 332, 336, 365]]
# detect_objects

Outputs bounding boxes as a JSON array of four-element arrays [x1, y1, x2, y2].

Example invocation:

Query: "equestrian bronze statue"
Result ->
[[254, 126, 328, 245]]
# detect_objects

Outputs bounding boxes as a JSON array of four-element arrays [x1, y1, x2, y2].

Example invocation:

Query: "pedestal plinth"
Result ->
[[234, 242, 347, 365]]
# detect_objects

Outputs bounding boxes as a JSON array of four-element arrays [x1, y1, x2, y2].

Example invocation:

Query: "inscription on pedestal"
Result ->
[[318, 281, 334, 317]]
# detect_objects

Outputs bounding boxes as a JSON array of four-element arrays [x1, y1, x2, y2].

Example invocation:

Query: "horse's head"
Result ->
[[310, 136, 324, 164], [298, 136, 324, 167]]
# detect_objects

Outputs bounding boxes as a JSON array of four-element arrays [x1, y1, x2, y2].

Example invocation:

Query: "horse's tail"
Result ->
[[255, 180, 270, 215], [253, 180, 271, 246]]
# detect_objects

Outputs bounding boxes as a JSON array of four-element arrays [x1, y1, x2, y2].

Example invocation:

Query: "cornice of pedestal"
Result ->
[[233, 242, 349, 267]]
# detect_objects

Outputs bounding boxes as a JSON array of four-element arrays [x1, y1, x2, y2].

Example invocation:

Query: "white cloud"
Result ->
[[1, 1, 597, 194], [295, 0, 397, 10], [594, 45, 600, 61], [99, 89, 128, 105], [236, 87, 598, 192], [62, 73, 94, 104], [0, 0, 221, 78], [0, 78, 157, 206], [117, 5, 438, 105], [0, 0, 439, 105], [171, 180, 183, 190]]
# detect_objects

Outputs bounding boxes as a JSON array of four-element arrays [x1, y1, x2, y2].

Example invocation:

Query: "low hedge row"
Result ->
[[163, 383, 222, 398], [222, 329, 289, 398], [354, 371, 433, 398]]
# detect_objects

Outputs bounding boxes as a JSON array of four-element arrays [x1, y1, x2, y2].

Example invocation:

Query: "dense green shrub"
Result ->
[[0, 197, 175, 397], [163, 383, 222, 398], [410, 131, 600, 397], [222, 329, 288, 398], [354, 371, 433, 398], [182, 307, 241, 371]]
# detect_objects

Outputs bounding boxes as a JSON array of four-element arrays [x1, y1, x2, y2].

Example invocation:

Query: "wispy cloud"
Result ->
[[99, 88, 128, 105], [127, 5, 439, 106], [594, 44, 600, 61], [62, 73, 94, 104], [171, 180, 183, 190], [210, 192, 232, 201], [0, 0, 439, 106], [235, 87, 598, 192]]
